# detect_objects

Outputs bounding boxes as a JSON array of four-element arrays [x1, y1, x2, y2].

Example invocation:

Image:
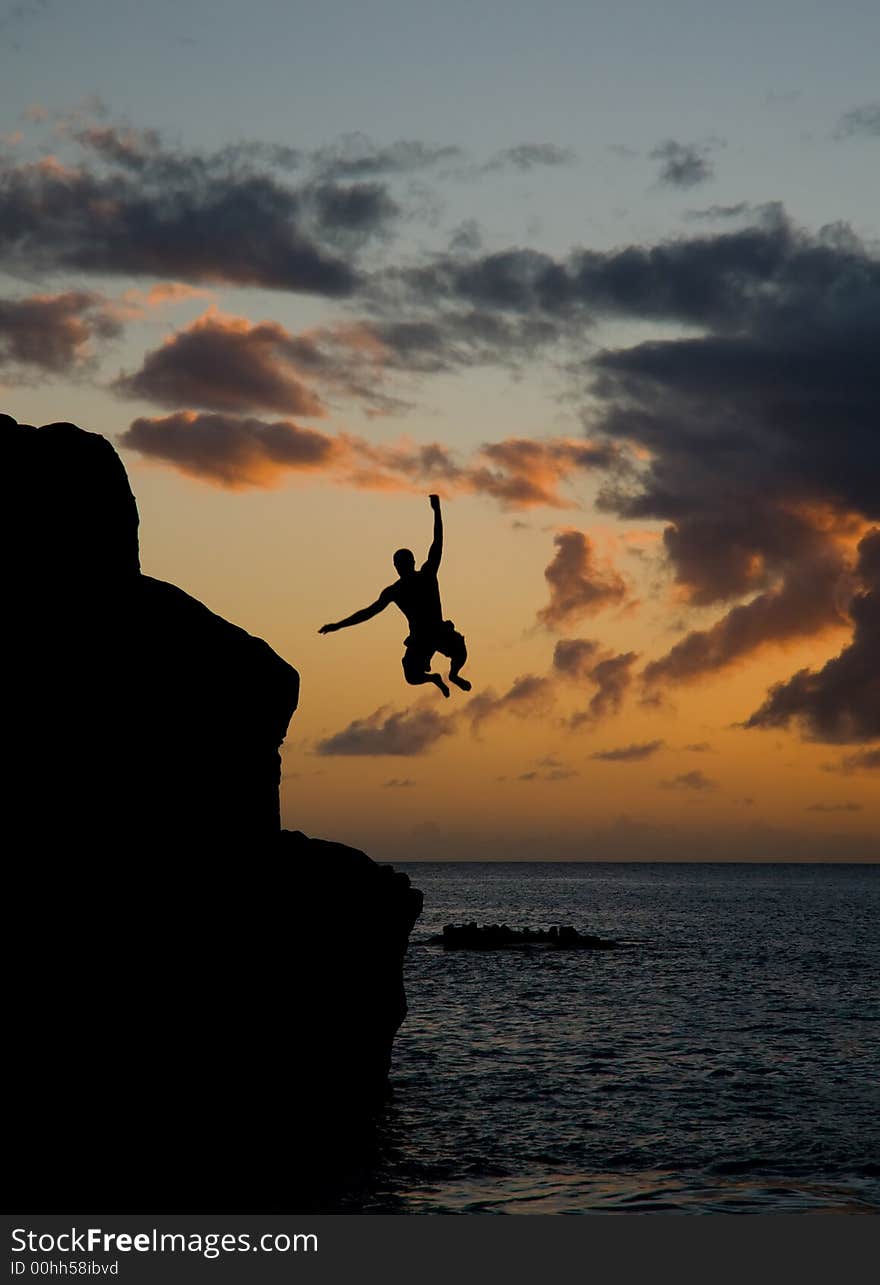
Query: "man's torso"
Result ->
[[387, 567, 443, 637]]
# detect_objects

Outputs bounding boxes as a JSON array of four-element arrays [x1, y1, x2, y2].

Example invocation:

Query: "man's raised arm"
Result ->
[[424, 494, 443, 573], [319, 588, 392, 634]]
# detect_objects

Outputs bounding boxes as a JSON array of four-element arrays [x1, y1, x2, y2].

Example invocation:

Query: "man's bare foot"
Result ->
[[432, 674, 451, 698], [450, 673, 471, 691]]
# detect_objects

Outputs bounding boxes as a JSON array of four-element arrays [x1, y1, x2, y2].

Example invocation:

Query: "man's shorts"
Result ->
[[403, 619, 464, 671]]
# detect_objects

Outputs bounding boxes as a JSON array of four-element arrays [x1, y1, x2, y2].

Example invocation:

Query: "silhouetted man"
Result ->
[[319, 495, 470, 698]]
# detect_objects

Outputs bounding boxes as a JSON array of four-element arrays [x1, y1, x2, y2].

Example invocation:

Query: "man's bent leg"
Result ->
[[447, 630, 471, 691], [403, 647, 450, 698]]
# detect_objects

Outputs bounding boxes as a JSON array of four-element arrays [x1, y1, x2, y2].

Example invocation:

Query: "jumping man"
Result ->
[[319, 495, 470, 699]]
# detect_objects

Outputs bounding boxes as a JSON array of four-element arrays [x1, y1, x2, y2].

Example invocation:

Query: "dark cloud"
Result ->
[[0, 290, 119, 375], [394, 203, 856, 339], [551, 637, 602, 680], [310, 135, 461, 179], [591, 740, 665, 762], [684, 202, 753, 221], [684, 742, 714, 752], [823, 747, 880, 774], [744, 530, 880, 743], [464, 674, 555, 733], [315, 705, 453, 756], [307, 181, 399, 247], [484, 143, 576, 172], [834, 102, 880, 139], [538, 530, 629, 628], [642, 545, 848, 687], [573, 650, 638, 725], [552, 638, 638, 726], [660, 770, 717, 791], [0, 124, 377, 295], [650, 139, 718, 189], [564, 210, 880, 716]]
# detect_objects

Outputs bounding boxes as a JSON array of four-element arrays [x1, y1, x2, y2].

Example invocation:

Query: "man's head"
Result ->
[[393, 548, 416, 577]]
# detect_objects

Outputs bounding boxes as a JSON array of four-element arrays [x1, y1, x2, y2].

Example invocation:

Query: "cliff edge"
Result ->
[[4, 414, 422, 1210]]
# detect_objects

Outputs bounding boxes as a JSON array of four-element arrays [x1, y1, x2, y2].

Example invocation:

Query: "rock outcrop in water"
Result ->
[[431, 923, 622, 949], [4, 413, 422, 1210]]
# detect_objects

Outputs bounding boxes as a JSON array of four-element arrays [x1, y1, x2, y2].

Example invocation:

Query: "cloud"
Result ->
[[573, 650, 638, 725], [108, 282, 214, 319], [660, 770, 717, 791], [0, 291, 119, 376], [0, 121, 378, 295], [483, 143, 576, 173], [834, 102, 880, 139], [119, 407, 613, 505], [464, 674, 555, 733], [684, 741, 713, 752], [823, 747, 880, 774], [309, 134, 461, 180], [591, 740, 665, 762], [114, 311, 327, 416], [0, 0, 49, 42], [551, 638, 638, 726], [470, 438, 618, 508], [517, 755, 578, 782], [121, 413, 341, 488], [649, 139, 719, 188], [684, 202, 754, 222], [642, 543, 849, 687], [551, 637, 603, 680], [805, 802, 862, 813], [557, 208, 880, 722], [315, 704, 453, 756], [383, 777, 417, 788], [744, 530, 880, 743], [538, 530, 629, 628]]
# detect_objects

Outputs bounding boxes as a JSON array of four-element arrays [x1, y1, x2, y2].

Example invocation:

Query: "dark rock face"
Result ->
[[4, 414, 298, 846], [4, 414, 422, 1210]]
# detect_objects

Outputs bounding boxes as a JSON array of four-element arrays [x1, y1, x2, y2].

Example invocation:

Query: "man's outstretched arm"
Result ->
[[319, 588, 393, 634], [424, 494, 443, 573]]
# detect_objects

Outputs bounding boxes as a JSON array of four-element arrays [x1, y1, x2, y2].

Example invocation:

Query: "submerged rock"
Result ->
[[431, 922, 622, 950], [4, 414, 422, 1210]]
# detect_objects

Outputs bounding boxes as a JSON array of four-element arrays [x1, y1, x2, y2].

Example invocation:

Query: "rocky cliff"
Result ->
[[4, 413, 422, 1210]]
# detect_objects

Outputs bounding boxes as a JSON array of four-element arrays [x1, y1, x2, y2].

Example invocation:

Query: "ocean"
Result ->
[[352, 862, 879, 1214]]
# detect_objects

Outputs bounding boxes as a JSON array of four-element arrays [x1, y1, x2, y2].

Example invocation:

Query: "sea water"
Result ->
[[358, 862, 879, 1214]]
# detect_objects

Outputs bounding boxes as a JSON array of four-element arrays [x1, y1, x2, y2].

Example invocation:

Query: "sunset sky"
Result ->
[[3, 0, 880, 859]]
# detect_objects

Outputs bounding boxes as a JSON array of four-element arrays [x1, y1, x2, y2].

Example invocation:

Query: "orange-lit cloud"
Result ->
[[115, 312, 326, 417], [120, 408, 614, 508], [537, 530, 630, 628], [106, 282, 214, 321]]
